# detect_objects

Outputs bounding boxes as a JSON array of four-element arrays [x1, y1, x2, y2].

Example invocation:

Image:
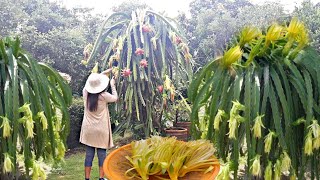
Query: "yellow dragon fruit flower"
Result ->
[[4, 153, 13, 173], [252, 114, 265, 138], [221, 46, 243, 68], [251, 155, 261, 177], [264, 161, 273, 180], [0, 116, 12, 138], [304, 131, 313, 155], [283, 18, 304, 55], [265, 24, 284, 44], [281, 151, 291, 172], [91, 62, 99, 73], [214, 110, 226, 131], [287, 18, 305, 40], [239, 26, 261, 47], [37, 112, 48, 130], [264, 131, 275, 154]]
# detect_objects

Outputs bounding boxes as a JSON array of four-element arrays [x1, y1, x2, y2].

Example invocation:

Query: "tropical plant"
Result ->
[[0, 37, 72, 179], [83, 10, 193, 137], [189, 18, 320, 179]]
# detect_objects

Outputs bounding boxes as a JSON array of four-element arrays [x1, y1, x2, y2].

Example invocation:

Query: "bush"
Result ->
[[67, 97, 84, 149]]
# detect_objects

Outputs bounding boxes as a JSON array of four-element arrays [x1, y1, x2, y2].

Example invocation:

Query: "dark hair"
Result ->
[[87, 88, 107, 112]]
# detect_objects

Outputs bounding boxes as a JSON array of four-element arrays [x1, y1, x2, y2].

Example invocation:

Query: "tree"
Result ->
[[0, 0, 103, 94], [293, 0, 320, 52], [0, 37, 71, 179], [178, 0, 286, 67]]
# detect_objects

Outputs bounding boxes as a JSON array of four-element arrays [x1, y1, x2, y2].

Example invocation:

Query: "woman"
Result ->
[[80, 69, 117, 180]]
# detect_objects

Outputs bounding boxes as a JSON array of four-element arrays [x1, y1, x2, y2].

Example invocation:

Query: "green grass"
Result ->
[[47, 151, 100, 180], [47, 133, 134, 180]]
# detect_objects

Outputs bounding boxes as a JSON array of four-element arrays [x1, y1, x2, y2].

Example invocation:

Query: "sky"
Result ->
[[56, 0, 320, 17]]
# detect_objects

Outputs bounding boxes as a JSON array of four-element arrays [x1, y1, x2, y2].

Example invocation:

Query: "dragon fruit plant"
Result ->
[[82, 10, 193, 137], [189, 18, 320, 179]]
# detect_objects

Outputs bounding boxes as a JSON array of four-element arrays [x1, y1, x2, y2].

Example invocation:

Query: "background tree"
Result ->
[[0, 0, 103, 94], [178, 0, 287, 67], [293, 0, 320, 52]]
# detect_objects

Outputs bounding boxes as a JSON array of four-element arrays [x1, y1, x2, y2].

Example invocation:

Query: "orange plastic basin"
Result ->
[[103, 144, 220, 180]]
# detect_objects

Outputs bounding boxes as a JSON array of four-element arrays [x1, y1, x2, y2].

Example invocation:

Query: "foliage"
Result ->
[[0, 0, 103, 94], [66, 98, 84, 149], [178, 0, 287, 66], [0, 37, 72, 179], [189, 18, 320, 179], [84, 10, 193, 137], [293, 0, 320, 52]]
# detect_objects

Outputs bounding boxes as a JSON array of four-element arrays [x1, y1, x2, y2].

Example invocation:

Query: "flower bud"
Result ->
[[230, 101, 245, 116], [264, 131, 275, 154], [18, 103, 32, 117], [214, 110, 225, 131], [290, 172, 297, 180], [264, 161, 273, 180], [313, 137, 320, 150], [4, 153, 13, 173], [274, 159, 282, 180], [0, 116, 12, 138], [216, 163, 230, 180], [228, 117, 238, 139], [32, 162, 40, 180], [57, 140, 66, 160], [37, 112, 48, 130], [251, 155, 261, 177], [304, 131, 313, 155], [309, 120, 320, 138], [252, 114, 265, 138], [281, 151, 291, 172]]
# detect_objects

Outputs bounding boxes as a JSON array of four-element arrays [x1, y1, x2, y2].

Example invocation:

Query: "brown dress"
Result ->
[[79, 84, 118, 149]]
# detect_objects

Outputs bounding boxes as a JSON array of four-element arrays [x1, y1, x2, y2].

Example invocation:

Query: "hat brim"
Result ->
[[84, 73, 110, 94]]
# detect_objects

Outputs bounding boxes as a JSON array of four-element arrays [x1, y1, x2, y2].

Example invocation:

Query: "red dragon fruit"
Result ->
[[135, 48, 144, 55], [121, 68, 132, 77], [157, 85, 163, 93], [140, 59, 148, 68], [142, 25, 152, 33]]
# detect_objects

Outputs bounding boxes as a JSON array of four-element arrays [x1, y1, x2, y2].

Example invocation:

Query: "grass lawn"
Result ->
[[47, 133, 133, 180], [47, 149, 101, 180]]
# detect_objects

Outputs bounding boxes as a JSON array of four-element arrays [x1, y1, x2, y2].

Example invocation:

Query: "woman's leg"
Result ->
[[84, 145, 95, 179], [97, 148, 107, 178]]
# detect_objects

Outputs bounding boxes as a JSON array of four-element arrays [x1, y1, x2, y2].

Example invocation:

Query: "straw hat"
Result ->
[[84, 73, 109, 94]]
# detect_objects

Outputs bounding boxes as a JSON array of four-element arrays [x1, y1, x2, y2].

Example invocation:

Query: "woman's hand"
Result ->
[[110, 77, 116, 86], [101, 68, 112, 75]]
